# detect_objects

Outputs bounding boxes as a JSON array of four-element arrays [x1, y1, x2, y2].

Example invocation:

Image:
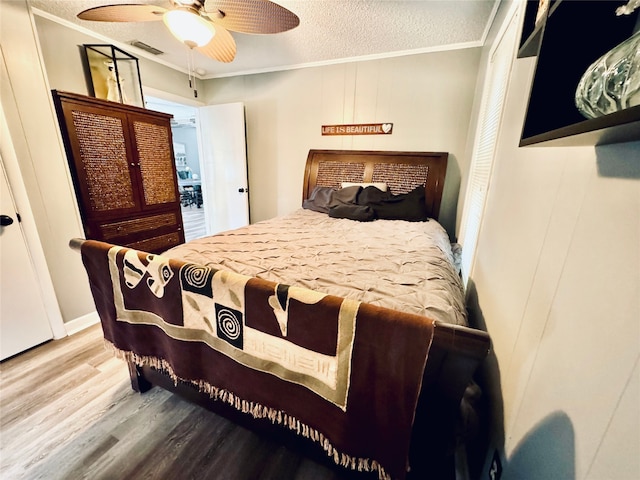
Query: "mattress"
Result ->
[[165, 208, 467, 326]]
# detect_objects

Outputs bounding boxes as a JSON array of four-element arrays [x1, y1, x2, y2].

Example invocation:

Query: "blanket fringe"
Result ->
[[106, 341, 392, 480]]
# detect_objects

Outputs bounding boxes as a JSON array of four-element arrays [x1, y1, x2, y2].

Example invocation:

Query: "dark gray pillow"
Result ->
[[329, 204, 375, 221], [357, 185, 391, 204], [302, 186, 335, 213], [303, 185, 363, 214], [358, 185, 429, 221], [327, 185, 362, 208]]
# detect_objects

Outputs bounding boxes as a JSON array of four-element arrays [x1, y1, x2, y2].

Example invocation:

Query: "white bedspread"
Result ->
[[165, 209, 467, 326]]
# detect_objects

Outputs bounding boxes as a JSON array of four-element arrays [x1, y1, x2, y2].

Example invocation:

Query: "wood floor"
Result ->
[[182, 205, 206, 242], [0, 324, 351, 480]]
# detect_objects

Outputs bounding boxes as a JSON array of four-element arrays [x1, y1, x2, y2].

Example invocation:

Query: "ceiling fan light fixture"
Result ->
[[163, 9, 215, 48]]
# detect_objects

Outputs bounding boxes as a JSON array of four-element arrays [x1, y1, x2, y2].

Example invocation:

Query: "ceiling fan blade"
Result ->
[[204, 0, 299, 34], [195, 23, 237, 63], [78, 4, 167, 22]]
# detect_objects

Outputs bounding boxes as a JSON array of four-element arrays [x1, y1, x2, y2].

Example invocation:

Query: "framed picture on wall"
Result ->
[[82, 44, 144, 108]]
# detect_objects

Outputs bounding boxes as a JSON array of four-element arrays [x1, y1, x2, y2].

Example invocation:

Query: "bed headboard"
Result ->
[[302, 149, 448, 220]]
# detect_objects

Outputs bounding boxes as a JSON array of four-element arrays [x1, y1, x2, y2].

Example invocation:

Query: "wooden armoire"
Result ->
[[52, 90, 184, 253]]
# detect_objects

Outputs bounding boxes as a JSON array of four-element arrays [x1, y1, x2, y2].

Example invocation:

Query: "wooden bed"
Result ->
[[71, 149, 490, 480]]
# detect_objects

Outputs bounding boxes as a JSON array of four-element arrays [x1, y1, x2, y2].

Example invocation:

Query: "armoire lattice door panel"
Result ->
[[53, 90, 185, 253], [132, 118, 178, 206], [70, 109, 136, 212]]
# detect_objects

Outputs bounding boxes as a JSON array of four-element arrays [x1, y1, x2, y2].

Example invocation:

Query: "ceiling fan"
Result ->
[[77, 0, 300, 63]]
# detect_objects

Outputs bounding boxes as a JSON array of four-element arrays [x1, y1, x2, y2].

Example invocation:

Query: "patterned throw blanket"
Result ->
[[80, 240, 435, 480]]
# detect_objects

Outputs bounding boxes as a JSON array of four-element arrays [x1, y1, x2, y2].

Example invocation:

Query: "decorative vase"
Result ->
[[575, 30, 640, 119]]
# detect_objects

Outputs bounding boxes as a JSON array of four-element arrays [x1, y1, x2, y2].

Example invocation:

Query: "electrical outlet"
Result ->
[[489, 450, 502, 480]]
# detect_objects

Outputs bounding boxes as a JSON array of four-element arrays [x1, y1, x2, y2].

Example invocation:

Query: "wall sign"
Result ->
[[321, 123, 393, 136]]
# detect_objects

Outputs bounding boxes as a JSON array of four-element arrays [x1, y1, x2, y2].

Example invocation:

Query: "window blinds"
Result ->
[[459, 7, 520, 287]]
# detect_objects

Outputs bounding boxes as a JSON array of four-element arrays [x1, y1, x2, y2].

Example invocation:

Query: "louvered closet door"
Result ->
[[458, 6, 519, 285]]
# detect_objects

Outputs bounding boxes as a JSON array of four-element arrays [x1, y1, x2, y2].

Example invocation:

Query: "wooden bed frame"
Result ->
[[302, 149, 448, 220], [72, 149, 490, 479]]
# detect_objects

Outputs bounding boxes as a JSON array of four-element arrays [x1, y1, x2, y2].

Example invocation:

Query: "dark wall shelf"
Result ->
[[518, 0, 640, 147]]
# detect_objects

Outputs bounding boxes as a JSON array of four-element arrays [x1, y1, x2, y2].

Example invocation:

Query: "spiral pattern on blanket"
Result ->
[[182, 264, 211, 289], [217, 308, 241, 340]]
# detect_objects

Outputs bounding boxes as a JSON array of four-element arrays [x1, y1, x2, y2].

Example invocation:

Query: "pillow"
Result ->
[[302, 186, 335, 213], [328, 185, 362, 208], [329, 204, 376, 221], [341, 182, 387, 192], [357, 185, 391, 204], [302, 185, 362, 213], [359, 186, 429, 222]]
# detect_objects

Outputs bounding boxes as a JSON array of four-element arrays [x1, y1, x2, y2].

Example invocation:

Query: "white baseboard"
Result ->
[[65, 311, 100, 336]]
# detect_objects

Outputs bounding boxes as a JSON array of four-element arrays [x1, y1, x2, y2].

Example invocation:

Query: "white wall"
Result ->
[[1, 0, 95, 322], [467, 3, 640, 479], [203, 49, 482, 239]]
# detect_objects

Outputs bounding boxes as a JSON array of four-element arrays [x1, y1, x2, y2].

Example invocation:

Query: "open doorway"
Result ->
[[145, 96, 206, 242]]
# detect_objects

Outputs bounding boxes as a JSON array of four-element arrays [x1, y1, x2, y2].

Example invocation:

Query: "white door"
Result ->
[[197, 102, 250, 236], [0, 158, 53, 360]]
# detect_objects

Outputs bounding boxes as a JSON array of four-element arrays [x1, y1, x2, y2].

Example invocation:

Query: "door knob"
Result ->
[[0, 215, 14, 226]]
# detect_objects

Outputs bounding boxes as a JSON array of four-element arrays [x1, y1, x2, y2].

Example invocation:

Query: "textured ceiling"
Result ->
[[30, 0, 498, 78]]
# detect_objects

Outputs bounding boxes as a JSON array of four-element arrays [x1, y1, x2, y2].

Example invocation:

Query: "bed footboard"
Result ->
[[410, 322, 490, 477], [123, 321, 490, 479]]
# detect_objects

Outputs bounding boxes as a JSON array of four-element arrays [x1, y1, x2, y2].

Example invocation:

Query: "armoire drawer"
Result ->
[[98, 212, 180, 241], [128, 231, 183, 253]]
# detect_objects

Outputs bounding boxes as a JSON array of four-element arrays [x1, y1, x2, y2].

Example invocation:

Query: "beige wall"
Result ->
[[202, 49, 482, 240], [468, 2, 640, 478]]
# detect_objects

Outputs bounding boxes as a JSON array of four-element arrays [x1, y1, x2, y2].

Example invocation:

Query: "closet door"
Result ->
[[1, 157, 52, 360]]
